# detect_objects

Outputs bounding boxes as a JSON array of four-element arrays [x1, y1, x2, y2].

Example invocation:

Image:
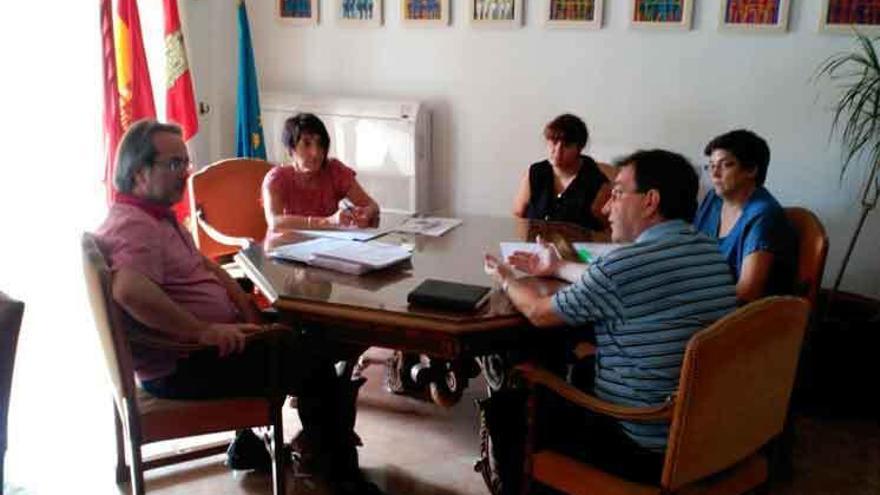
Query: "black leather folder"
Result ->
[[407, 278, 492, 312]]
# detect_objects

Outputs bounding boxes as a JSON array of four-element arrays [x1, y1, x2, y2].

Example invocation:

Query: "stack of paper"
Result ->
[[269, 238, 411, 275], [293, 228, 389, 241]]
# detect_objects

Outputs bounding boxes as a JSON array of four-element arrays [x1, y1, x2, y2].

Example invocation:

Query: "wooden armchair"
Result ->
[[188, 158, 273, 261], [81, 233, 286, 495], [784, 207, 829, 308], [517, 296, 810, 495], [0, 292, 24, 491]]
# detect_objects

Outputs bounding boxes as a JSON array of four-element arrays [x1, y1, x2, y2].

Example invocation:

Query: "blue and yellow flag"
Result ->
[[236, 0, 266, 159]]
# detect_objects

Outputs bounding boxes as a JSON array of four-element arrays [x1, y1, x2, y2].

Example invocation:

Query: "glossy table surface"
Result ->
[[235, 213, 600, 358]]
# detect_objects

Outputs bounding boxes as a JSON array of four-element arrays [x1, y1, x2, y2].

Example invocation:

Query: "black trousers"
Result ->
[[141, 329, 351, 450]]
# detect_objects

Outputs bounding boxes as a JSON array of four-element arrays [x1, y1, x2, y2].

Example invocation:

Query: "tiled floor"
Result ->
[[122, 349, 492, 495], [4, 348, 879, 494]]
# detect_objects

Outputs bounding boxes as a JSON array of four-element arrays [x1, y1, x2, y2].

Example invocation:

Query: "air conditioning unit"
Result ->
[[261, 92, 431, 214]]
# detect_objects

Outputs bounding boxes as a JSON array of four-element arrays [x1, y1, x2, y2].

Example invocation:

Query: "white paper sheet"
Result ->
[[293, 228, 389, 242], [499, 242, 542, 261], [499, 241, 623, 264], [393, 217, 462, 237], [268, 238, 410, 274], [313, 241, 411, 269]]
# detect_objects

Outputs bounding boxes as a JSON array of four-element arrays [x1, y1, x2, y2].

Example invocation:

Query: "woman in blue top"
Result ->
[[694, 129, 796, 303]]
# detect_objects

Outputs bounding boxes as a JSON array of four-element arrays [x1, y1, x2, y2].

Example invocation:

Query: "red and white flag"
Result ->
[[100, 0, 123, 205], [163, 0, 198, 223]]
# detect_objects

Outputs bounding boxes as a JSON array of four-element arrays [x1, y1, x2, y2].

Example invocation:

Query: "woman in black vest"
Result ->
[[513, 114, 613, 231]]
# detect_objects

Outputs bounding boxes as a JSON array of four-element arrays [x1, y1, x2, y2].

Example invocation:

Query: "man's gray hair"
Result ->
[[114, 120, 182, 193]]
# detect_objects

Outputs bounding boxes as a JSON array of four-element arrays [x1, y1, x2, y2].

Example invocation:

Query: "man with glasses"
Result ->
[[95, 120, 378, 494], [482, 149, 737, 492]]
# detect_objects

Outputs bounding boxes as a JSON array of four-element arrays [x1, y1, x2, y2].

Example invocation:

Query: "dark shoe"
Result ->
[[226, 429, 271, 472], [290, 429, 330, 478]]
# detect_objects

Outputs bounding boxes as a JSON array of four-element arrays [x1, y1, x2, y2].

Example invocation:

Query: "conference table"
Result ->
[[234, 213, 601, 405]]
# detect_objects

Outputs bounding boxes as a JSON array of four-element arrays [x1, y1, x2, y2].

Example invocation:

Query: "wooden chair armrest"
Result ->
[[573, 341, 596, 360], [128, 324, 292, 351], [514, 363, 675, 422], [195, 209, 253, 248]]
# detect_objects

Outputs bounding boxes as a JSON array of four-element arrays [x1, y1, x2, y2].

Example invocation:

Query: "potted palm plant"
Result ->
[[811, 32, 880, 415], [816, 31, 880, 297]]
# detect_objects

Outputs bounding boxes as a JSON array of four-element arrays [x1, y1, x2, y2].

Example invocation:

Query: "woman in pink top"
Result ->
[[262, 113, 380, 233]]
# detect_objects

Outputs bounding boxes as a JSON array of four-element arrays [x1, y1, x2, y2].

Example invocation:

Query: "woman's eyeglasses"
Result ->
[[702, 160, 738, 173]]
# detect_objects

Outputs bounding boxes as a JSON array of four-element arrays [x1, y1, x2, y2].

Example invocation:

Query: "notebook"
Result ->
[[407, 279, 492, 312]]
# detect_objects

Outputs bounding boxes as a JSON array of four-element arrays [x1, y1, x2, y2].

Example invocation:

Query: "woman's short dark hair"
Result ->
[[115, 119, 182, 193], [704, 129, 770, 186], [543, 114, 589, 149], [282, 113, 331, 154], [615, 149, 699, 222]]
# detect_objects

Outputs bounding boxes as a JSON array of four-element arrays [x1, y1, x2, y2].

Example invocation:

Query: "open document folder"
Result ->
[[268, 238, 412, 275]]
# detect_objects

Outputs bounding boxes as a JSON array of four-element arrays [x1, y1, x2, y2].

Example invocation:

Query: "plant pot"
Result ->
[[796, 290, 880, 418]]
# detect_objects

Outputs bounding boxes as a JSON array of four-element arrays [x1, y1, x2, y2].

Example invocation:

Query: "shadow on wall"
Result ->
[[425, 98, 453, 214]]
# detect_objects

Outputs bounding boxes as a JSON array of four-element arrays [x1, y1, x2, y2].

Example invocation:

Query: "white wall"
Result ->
[[190, 1, 880, 297]]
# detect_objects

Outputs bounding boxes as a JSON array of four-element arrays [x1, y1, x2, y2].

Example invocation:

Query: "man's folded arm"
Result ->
[[201, 255, 262, 324], [112, 267, 207, 343]]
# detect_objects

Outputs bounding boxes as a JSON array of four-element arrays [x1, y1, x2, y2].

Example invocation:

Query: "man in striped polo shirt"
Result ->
[[484, 149, 736, 489]]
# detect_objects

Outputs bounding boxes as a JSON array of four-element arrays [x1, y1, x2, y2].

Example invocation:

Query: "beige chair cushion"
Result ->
[[136, 387, 272, 442]]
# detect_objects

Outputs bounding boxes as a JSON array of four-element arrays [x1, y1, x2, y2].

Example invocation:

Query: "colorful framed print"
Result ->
[[470, 0, 524, 27], [630, 0, 693, 30], [338, 0, 382, 26], [820, 0, 880, 34], [720, 0, 790, 32], [545, 0, 604, 29], [400, 0, 449, 26], [279, 0, 319, 25]]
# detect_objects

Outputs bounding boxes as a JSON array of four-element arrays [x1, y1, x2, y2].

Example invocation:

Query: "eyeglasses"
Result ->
[[609, 186, 645, 201], [152, 157, 191, 173], [702, 160, 738, 173]]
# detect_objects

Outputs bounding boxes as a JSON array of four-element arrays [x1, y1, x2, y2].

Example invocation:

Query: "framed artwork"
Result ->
[[545, 0, 604, 29], [630, 0, 693, 30], [400, 0, 450, 26], [470, 0, 524, 27], [278, 0, 319, 25], [719, 0, 790, 32], [338, 0, 382, 26], [820, 0, 880, 34]]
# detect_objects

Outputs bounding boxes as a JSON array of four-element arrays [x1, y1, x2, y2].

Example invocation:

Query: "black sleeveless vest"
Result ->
[[525, 156, 608, 230]]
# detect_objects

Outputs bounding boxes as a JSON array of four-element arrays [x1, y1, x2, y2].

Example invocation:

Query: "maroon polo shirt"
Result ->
[[95, 194, 240, 380]]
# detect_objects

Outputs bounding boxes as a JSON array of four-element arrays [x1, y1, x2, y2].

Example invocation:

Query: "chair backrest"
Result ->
[[81, 233, 139, 415], [661, 296, 809, 491], [785, 207, 829, 308], [0, 292, 24, 456], [189, 158, 274, 260]]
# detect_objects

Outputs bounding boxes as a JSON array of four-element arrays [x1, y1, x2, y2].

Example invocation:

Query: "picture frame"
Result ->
[[470, 0, 524, 28], [819, 0, 880, 34], [400, 0, 450, 26], [630, 0, 693, 30], [719, 0, 790, 33], [338, 0, 383, 26], [544, 0, 603, 29], [278, 0, 319, 26]]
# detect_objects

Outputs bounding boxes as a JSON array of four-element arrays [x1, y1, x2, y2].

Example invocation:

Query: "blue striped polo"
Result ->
[[552, 219, 737, 452]]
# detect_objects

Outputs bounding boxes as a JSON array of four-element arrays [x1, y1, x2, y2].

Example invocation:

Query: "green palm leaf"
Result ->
[[816, 30, 880, 182]]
